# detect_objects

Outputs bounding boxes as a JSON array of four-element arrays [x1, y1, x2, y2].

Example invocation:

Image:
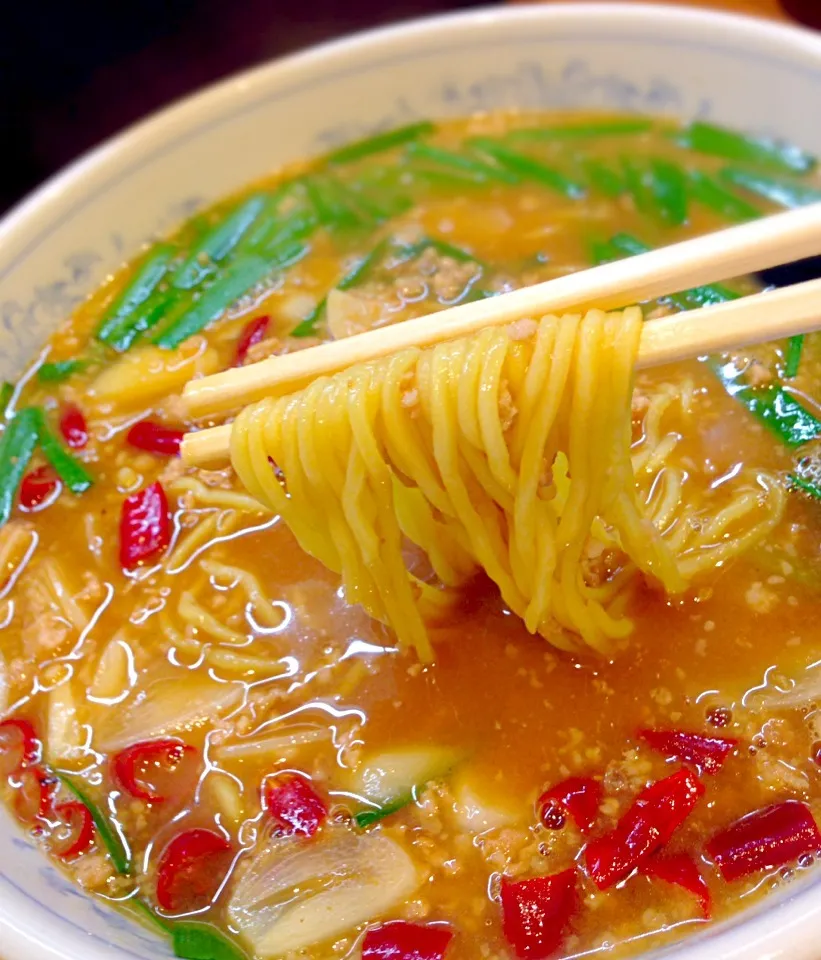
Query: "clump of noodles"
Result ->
[[231, 308, 684, 659]]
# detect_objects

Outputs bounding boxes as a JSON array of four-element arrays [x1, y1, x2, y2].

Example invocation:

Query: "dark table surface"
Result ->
[[2, 0, 817, 215]]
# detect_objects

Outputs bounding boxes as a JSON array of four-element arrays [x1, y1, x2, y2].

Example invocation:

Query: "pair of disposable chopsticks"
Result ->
[[180, 202, 821, 467]]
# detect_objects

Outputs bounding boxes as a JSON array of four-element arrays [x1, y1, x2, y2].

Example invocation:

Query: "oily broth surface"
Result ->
[[1, 111, 821, 959]]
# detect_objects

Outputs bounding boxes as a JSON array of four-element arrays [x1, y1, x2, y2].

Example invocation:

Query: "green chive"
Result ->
[[326, 121, 435, 165], [37, 360, 85, 383], [126, 898, 173, 935], [354, 795, 412, 828], [676, 120, 816, 174], [581, 158, 625, 198], [154, 243, 307, 350], [688, 170, 761, 222], [649, 159, 688, 226], [258, 210, 319, 255], [171, 194, 268, 290], [0, 408, 40, 525], [106, 288, 188, 353], [406, 142, 519, 184], [468, 139, 584, 197], [719, 168, 821, 208], [620, 158, 653, 214], [304, 176, 365, 228], [96, 244, 176, 344], [34, 410, 93, 494], [789, 473, 821, 500], [55, 773, 131, 875], [0, 382, 13, 418], [588, 237, 619, 266], [784, 334, 805, 378], [172, 922, 250, 960], [508, 118, 653, 140]]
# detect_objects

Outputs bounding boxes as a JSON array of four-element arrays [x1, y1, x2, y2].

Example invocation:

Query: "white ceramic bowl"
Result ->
[[3, 4, 821, 958]]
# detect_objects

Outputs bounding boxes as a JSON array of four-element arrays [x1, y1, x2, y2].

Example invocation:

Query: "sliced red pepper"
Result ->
[[113, 738, 199, 803], [119, 481, 171, 570], [13, 766, 55, 824], [362, 920, 453, 960], [0, 718, 41, 778], [49, 801, 95, 860], [59, 405, 89, 450], [641, 851, 711, 918], [262, 773, 327, 838], [235, 315, 270, 365], [584, 768, 705, 889], [500, 870, 577, 959], [538, 776, 602, 834], [126, 420, 184, 457], [19, 466, 61, 510], [707, 800, 821, 881], [156, 827, 234, 914], [639, 728, 738, 775]]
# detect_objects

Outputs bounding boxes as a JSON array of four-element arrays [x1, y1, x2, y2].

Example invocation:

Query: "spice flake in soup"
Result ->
[[2, 112, 821, 960]]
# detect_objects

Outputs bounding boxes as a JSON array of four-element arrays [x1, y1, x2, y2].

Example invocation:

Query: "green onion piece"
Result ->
[[346, 178, 413, 217], [154, 244, 305, 350], [234, 185, 294, 254], [710, 361, 821, 448], [106, 289, 188, 353], [37, 360, 85, 383], [0, 382, 13, 418], [326, 121, 435, 165], [409, 167, 488, 190], [55, 773, 131, 875], [784, 334, 805, 378], [508, 118, 653, 140], [259, 210, 320, 255], [581, 158, 625, 198], [0, 408, 40, 526], [588, 237, 619, 266], [171, 194, 268, 290], [468, 139, 584, 198], [34, 410, 93, 494], [688, 170, 760, 222], [172, 922, 250, 960], [398, 235, 484, 268], [354, 795, 411, 828], [126, 898, 174, 935], [719, 168, 821, 208], [789, 473, 821, 500], [676, 120, 816, 174], [96, 244, 176, 344], [406, 142, 519, 184], [620, 158, 653, 215], [649, 159, 688, 226], [304, 176, 366, 228], [291, 239, 389, 338]]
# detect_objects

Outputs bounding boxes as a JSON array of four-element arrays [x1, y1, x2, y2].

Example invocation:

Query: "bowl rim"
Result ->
[[3, 4, 821, 960]]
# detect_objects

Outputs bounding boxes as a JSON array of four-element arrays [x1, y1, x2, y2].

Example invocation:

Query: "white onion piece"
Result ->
[[753, 668, 821, 709], [95, 673, 243, 750], [353, 747, 461, 806], [0, 652, 8, 718], [46, 682, 83, 762], [326, 289, 380, 340], [215, 725, 328, 760], [449, 771, 520, 834], [228, 829, 419, 957]]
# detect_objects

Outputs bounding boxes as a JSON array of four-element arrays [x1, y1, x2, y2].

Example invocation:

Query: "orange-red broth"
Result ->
[[1, 111, 821, 960]]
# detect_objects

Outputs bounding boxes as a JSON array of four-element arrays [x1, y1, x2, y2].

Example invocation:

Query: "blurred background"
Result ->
[[1, 0, 817, 214]]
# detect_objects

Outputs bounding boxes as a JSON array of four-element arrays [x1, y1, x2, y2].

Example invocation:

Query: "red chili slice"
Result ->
[[639, 729, 738, 775], [155, 827, 234, 914], [262, 773, 327, 838], [59, 405, 89, 450], [19, 466, 61, 510], [0, 718, 41, 778], [119, 481, 171, 570], [707, 800, 821, 881], [641, 851, 711, 918], [13, 766, 55, 824], [234, 315, 270, 366], [500, 870, 577, 959], [584, 768, 705, 890], [49, 801, 95, 860], [362, 920, 453, 960], [538, 777, 602, 834], [113, 738, 199, 803], [126, 420, 184, 457]]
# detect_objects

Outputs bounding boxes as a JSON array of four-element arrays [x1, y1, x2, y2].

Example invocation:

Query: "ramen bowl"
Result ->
[[2, 4, 821, 959]]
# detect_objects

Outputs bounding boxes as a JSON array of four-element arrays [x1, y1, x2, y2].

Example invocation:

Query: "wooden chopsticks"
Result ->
[[180, 203, 821, 467]]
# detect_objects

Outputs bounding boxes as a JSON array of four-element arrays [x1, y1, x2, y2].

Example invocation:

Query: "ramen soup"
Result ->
[[3, 112, 821, 960]]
